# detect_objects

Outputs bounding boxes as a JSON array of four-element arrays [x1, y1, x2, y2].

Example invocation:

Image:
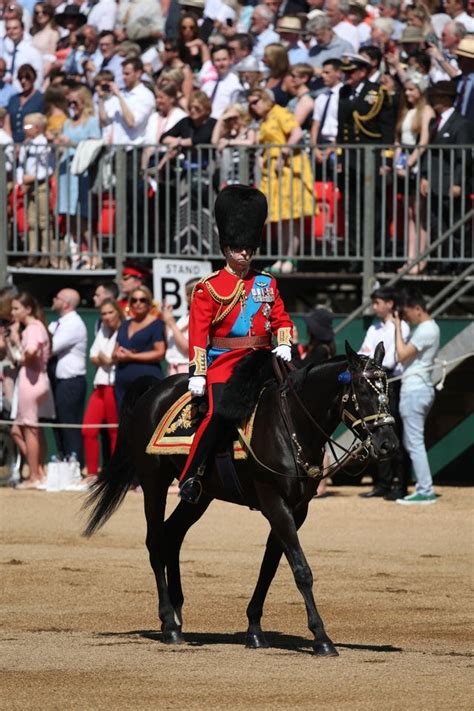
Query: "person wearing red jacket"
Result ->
[[179, 184, 293, 504]]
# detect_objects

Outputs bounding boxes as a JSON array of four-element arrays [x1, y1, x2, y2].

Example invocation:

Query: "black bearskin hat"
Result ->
[[214, 185, 268, 252]]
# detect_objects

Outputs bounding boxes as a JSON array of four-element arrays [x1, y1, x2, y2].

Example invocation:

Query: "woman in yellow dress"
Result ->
[[248, 88, 314, 274]]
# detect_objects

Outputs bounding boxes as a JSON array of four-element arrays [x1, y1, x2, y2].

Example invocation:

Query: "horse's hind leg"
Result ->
[[246, 505, 308, 649], [141, 459, 184, 644], [255, 483, 338, 656], [163, 495, 213, 627]]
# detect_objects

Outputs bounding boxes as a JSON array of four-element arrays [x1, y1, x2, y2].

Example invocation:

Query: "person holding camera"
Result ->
[[359, 287, 410, 500]]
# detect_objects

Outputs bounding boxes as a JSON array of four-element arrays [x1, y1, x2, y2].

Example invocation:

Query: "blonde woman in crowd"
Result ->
[[263, 43, 292, 106], [286, 63, 315, 140], [394, 72, 435, 274], [9, 292, 55, 490], [211, 102, 256, 187], [55, 84, 101, 269], [248, 88, 313, 274]]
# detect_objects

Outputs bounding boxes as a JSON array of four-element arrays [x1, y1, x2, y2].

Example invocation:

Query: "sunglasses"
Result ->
[[34, 9, 47, 15], [248, 99, 260, 107], [130, 297, 149, 304], [68, 100, 78, 106]]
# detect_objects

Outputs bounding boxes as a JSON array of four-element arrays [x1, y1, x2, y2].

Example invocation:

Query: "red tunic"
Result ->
[[180, 266, 293, 481], [188, 266, 293, 384]]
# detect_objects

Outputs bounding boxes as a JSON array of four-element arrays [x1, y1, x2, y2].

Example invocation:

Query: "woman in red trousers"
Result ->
[[82, 299, 123, 479]]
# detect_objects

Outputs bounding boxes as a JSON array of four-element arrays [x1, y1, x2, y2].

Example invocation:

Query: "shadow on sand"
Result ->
[[95, 630, 402, 654]]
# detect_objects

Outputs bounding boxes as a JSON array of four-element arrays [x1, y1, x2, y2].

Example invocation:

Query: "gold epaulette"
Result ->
[[191, 270, 220, 300]]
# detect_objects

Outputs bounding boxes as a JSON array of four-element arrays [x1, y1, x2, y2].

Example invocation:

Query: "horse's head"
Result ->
[[341, 341, 399, 461]]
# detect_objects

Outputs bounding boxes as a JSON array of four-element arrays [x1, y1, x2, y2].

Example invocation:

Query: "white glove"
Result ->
[[272, 345, 292, 362], [188, 376, 206, 396]]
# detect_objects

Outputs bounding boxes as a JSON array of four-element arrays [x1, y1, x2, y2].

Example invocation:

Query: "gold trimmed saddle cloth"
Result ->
[[146, 390, 256, 459]]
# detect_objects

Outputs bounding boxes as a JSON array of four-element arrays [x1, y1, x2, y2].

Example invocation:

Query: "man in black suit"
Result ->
[[337, 54, 396, 264], [421, 80, 474, 272]]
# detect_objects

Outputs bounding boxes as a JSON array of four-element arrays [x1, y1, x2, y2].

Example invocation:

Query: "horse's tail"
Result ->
[[82, 376, 158, 537]]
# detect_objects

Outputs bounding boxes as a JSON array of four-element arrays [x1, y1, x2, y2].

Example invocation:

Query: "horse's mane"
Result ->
[[289, 355, 348, 393]]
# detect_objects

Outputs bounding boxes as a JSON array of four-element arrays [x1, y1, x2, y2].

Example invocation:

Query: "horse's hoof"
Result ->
[[162, 630, 185, 645], [313, 640, 339, 656], [245, 632, 269, 649]]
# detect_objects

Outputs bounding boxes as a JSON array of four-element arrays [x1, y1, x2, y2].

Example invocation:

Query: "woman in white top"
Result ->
[[394, 73, 435, 275], [81, 299, 123, 479], [163, 279, 199, 375]]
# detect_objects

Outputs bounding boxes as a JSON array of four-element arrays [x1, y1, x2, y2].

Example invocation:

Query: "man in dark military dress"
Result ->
[[337, 54, 396, 263]]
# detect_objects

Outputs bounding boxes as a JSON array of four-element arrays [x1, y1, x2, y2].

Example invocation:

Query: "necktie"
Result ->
[[10, 43, 18, 76], [430, 115, 442, 142], [317, 90, 332, 143]]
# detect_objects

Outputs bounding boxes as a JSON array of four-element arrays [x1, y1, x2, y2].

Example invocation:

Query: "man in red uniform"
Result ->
[[179, 184, 294, 504]]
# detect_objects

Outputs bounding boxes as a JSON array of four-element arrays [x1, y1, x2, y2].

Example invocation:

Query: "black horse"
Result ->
[[84, 342, 398, 656]]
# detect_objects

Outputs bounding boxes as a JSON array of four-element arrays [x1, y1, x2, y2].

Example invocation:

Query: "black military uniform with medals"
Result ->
[[337, 55, 396, 259]]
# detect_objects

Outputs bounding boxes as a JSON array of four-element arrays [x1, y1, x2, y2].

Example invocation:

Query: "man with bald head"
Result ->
[[49, 289, 88, 467]]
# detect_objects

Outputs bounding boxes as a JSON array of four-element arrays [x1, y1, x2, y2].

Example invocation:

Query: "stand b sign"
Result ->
[[153, 259, 213, 318]]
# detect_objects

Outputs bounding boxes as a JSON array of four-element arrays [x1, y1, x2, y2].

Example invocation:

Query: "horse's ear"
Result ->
[[374, 341, 385, 367], [345, 341, 360, 369]]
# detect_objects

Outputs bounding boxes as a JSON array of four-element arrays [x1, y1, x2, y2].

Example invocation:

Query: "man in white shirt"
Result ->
[[325, 0, 359, 52], [1, 18, 43, 90], [49, 289, 88, 467], [310, 58, 343, 171], [98, 56, 155, 249], [378, 0, 405, 41], [98, 56, 155, 145], [203, 45, 242, 119], [359, 286, 411, 500], [249, 4, 280, 61]]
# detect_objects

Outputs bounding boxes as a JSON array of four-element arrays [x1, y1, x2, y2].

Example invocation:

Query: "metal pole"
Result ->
[[115, 147, 127, 279], [0, 147, 8, 285], [362, 146, 375, 309]]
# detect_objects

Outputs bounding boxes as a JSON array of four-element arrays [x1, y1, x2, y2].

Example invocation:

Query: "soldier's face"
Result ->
[[224, 246, 255, 272], [344, 68, 366, 87]]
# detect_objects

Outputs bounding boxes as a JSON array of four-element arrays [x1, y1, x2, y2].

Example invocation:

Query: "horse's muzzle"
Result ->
[[370, 426, 399, 461]]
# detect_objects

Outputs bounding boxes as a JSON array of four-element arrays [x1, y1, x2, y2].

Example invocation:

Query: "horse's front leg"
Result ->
[[246, 504, 308, 649], [163, 495, 213, 629], [254, 483, 338, 656]]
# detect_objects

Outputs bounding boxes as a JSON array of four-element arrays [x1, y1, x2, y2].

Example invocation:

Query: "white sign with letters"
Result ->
[[153, 259, 213, 318]]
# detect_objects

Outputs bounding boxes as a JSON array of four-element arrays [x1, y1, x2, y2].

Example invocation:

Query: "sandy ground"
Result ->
[[1, 485, 473, 710]]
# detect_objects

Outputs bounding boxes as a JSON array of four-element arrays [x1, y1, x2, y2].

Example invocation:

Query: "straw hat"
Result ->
[[398, 25, 426, 44], [276, 16, 304, 33], [455, 36, 474, 59]]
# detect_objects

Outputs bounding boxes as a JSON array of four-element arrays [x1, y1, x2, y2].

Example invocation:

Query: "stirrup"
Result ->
[[179, 477, 202, 504]]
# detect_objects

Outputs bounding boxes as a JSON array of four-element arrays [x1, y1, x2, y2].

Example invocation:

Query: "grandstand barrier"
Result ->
[[0, 143, 472, 289]]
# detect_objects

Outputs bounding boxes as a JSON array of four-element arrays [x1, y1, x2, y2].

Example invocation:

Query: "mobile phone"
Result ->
[[425, 32, 439, 48], [102, 83, 110, 92], [226, 18, 234, 27]]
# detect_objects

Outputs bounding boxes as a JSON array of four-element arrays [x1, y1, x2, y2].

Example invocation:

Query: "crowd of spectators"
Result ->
[[0, 267, 181, 488], [0, 0, 473, 272]]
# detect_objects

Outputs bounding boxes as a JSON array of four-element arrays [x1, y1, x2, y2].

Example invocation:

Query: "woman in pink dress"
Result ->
[[10, 292, 55, 489]]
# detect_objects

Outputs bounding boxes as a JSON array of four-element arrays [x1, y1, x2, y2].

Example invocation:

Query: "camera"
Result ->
[[425, 32, 440, 48], [102, 83, 110, 92]]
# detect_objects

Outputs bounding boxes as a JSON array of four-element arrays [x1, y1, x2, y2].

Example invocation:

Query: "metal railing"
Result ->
[[1, 143, 472, 288]]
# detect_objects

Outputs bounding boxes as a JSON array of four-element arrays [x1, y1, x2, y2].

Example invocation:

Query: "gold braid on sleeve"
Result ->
[[277, 327, 292, 347], [189, 346, 207, 376]]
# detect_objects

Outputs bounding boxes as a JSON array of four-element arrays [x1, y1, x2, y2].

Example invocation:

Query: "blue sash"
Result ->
[[207, 274, 272, 366]]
